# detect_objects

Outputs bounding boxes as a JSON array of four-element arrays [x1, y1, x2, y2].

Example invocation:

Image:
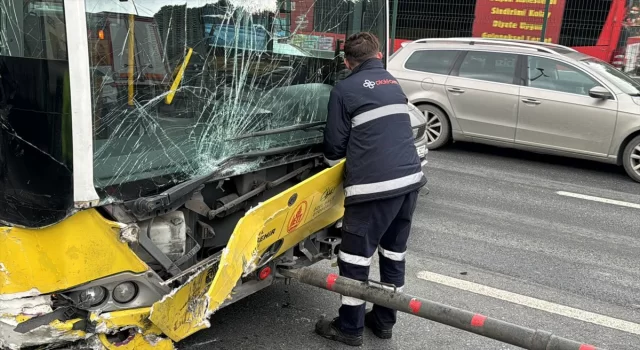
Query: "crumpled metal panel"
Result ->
[[148, 161, 345, 341]]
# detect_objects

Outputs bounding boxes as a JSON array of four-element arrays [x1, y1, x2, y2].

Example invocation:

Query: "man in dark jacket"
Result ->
[[315, 32, 427, 346]]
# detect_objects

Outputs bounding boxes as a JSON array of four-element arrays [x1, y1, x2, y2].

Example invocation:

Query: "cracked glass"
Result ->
[[84, 0, 387, 202], [0, 0, 73, 227]]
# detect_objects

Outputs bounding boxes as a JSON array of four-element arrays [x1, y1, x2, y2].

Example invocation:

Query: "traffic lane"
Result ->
[[422, 165, 639, 246], [408, 271, 640, 350], [417, 179, 640, 308], [407, 203, 640, 349], [179, 260, 637, 350], [419, 144, 640, 312], [411, 252, 640, 328], [427, 142, 640, 196]]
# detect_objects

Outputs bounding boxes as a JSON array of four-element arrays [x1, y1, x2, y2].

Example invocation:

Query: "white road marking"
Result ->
[[416, 271, 640, 335], [190, 339, 219, 347], [556, 191, 640, 210]]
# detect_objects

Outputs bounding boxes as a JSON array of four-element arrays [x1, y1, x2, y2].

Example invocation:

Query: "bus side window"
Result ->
[[1, 1, 67, 60]]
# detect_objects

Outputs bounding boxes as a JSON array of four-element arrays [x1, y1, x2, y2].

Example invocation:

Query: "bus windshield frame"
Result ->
[[0, 0, 388, 227]]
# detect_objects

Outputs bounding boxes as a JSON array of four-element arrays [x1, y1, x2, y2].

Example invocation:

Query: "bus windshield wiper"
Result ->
[[127, 143, 318, 218], [227, 121, 325, 141]]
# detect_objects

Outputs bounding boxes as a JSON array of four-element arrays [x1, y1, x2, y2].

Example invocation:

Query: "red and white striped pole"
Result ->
[[279, 268, 603, 350]]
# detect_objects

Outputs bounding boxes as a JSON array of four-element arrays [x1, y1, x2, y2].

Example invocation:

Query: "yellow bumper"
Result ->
[[0, 209, 148, 296], [0, 161, 345, 349]]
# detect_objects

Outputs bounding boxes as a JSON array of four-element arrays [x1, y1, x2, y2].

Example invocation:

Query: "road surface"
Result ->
[[179, 143, 640, 350]]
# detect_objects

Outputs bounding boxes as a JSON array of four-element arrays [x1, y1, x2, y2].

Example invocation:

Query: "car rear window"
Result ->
[[404, 50, 459, 75], [458, 51, 517, 84]]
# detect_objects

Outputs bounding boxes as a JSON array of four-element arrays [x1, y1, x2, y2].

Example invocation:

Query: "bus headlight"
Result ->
[[79, 286, 108, 307], [112, 282, 138, 304]]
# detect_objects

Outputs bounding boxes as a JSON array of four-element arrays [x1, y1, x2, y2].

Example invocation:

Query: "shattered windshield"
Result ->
[[86, 0, 387, 201]]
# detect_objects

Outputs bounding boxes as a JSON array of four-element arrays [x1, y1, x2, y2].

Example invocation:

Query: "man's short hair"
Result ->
[[344, 32, 380, 67]]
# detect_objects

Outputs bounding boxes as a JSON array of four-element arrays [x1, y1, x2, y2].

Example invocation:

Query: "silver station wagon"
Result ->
[[389, 38, 640, 182]]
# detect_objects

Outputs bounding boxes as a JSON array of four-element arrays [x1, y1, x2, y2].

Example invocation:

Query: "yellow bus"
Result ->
[[0, 1, 426, 349]]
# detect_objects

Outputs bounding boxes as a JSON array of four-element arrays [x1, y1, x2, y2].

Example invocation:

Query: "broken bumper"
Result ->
[[1, 306, 173, 350], [1, 161, 346, 349]]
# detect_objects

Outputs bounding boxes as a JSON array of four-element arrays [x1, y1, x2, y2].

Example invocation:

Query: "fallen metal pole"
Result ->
[[280, 268, 602, 350]]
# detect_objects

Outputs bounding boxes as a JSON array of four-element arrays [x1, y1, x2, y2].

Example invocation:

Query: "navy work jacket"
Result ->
[[323, 58, 426, 206]]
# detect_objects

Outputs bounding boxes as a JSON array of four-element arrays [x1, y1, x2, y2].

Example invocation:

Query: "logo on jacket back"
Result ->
[[363, 80, 376, 89], [363, 79, 399, 89]]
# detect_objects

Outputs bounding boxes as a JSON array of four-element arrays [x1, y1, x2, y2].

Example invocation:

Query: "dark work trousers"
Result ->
[[337, 190, 419, 335]]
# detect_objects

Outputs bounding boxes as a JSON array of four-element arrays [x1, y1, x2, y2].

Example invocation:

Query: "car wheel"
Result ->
[[622, 135, 640, 182], [419, 104, 450, 150]]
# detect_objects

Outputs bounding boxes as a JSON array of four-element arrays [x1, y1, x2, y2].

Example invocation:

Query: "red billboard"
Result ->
[[472, 0, 567, 44]]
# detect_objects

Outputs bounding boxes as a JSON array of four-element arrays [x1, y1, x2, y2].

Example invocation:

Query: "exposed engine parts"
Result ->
[[134, 211, 187, 264]]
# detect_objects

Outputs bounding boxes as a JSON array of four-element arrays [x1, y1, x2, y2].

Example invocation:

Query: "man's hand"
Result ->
[[323, 156, 343, 167]]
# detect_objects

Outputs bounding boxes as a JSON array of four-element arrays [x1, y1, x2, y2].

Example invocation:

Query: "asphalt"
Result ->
[[179, 142, 640, 350]]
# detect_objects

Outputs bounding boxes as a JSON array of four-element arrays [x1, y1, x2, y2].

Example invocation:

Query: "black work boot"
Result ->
[[315, 317, 364, 346], [365, 311, 393, 339]]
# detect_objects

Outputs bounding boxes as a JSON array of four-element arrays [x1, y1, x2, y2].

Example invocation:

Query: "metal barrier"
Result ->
[[280, 268, 604, 350]]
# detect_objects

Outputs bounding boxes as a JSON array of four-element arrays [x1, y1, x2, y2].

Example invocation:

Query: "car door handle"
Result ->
[[521, 98, 541, 105], [447, 87, 465, 93]]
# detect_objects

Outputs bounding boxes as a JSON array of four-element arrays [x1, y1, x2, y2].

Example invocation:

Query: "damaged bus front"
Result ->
[[0, 0, 425, 349]]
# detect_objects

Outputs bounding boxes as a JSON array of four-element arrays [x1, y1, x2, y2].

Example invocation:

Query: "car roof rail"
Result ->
[[409, 38, 567, 56], [495, 39, 578, 52]]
